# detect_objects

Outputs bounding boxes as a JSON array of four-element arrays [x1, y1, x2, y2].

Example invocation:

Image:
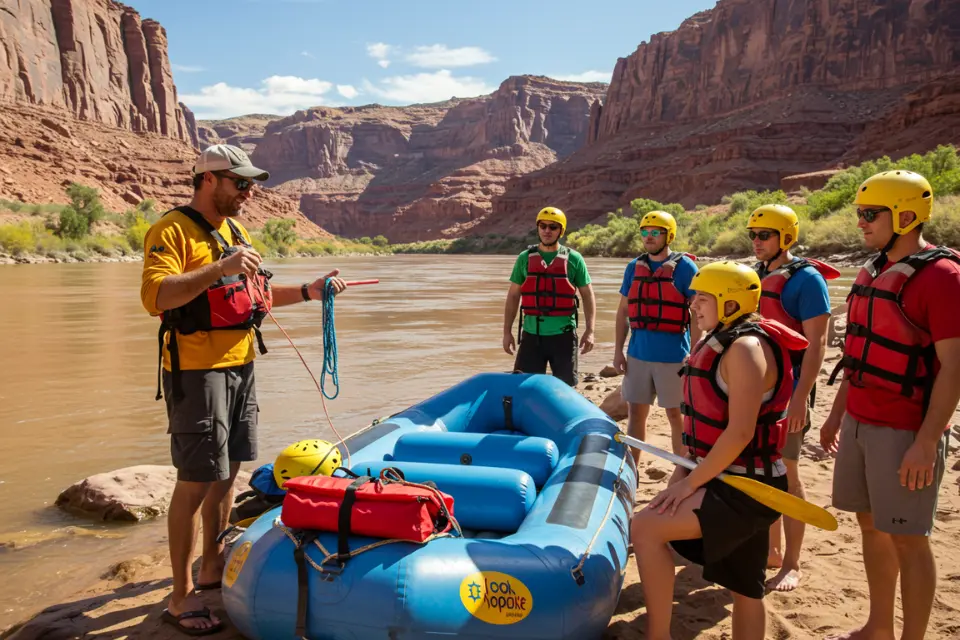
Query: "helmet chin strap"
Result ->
[[760, 247, 783, 279], [872, 232, 900, 271]]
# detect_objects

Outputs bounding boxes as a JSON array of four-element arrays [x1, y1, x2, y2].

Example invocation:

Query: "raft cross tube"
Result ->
[[355, 460, 536, 532]]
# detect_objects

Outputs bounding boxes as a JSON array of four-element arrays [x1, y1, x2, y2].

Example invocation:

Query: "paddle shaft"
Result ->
[[616, 432, 703, 475], [614, 432, 838, 531]]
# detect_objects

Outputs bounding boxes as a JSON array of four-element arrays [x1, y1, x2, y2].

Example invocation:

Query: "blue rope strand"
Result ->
[[320, 279, 339, 399]]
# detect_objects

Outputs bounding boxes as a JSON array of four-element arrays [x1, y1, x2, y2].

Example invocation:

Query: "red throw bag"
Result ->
[[280, 472, 455, 543]]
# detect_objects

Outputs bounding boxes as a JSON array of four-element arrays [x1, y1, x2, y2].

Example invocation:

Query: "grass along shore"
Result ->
[[4, 146, 959, 264]]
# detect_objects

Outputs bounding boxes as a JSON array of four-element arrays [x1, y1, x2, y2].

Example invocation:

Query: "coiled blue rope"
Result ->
[[320, 279, 339, 399]]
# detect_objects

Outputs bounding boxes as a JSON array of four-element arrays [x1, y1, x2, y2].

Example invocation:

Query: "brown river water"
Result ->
[[0, 255, 857, 628]]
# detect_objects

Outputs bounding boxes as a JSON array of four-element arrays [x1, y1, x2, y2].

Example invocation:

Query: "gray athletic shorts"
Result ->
[[621, 357, 683, 408], [832, 412, 947, 536], [781, 384, 817, 462], [162, 362, 259, 482]]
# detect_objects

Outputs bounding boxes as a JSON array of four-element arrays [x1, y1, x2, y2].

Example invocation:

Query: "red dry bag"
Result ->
[[280, 470, 455, 543]]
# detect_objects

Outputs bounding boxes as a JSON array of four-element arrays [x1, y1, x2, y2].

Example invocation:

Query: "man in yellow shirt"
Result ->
[[141, 144, 346, 635]]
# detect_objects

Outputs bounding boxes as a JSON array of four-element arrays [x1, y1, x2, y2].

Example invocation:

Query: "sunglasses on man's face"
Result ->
[[856, 207, 888, 223], [538, 223, 561, 231], [748, 230, 778, 242], [216, 173, 253, 192], [640, 229, 663, 238]]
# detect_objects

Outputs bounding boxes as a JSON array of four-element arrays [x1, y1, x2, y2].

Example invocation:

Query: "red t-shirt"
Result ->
[[846, 246, 960, 430]]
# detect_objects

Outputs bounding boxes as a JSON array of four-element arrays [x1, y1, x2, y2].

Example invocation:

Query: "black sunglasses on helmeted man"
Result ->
[[748, 230, 778, 241], [214, 172, 253, 192], [856, 207, 888, 223], [538, 222, 561, 231]]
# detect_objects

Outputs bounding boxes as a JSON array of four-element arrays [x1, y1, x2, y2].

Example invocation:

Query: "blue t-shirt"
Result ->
[[619, 254, 698, 363], [768, 259, 832, 386], [777, 261, 832, 325]]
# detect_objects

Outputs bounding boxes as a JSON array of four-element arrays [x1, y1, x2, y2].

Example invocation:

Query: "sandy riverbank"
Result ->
[[4, 352, 959, 640]]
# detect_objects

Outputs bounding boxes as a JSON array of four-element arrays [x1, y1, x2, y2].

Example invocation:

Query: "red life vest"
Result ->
[[156, 206, 274, 401], [756, 258, 840, 334], [832, 246, 960, 412], [680, 319, 809, 476], [519, 245, 579, 317], [627, 252, 693, 333]]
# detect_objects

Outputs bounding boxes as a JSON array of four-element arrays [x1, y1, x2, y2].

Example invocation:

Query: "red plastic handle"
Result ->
[[345, 279, 380, 286]]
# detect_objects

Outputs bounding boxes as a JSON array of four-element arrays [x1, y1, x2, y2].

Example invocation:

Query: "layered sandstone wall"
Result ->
[[492, 0, 960, 230], [245, 76, 606, 241], [0, 0, 197, 146]]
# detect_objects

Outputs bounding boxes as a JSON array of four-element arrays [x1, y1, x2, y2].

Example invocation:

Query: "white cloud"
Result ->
[[552, 70, 611, 83], [367, 42, 393, 66], [300, 51, 315, 59], [337, 84, 359, 99], [172, 64, 204, 73], [405, 45, 495, 68], [362, 70, 494, 105], [182, 75, 335, 119]]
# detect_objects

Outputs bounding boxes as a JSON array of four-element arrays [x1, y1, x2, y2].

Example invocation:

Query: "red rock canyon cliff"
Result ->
[[490, 0, 960, 234], [218, 76, 607, 242]]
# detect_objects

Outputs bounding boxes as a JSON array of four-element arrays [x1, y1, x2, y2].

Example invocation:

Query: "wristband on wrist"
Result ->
[[301, 283, 311, 302]]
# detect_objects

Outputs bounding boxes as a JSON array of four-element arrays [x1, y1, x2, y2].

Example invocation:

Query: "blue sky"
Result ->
[[129, 0, 718, 120]]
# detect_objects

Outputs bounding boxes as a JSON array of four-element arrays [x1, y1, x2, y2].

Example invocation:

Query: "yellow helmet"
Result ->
[[273, 439, 342, 489], [639, 210, 677, 244], [853, 170, 933, 235], [747, 205, 799, 250], [689, 261, 761, 325], [536, 206, 567, 236]]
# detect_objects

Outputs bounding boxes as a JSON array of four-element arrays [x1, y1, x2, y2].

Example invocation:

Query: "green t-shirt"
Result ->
[[510, 245, 591, 336]]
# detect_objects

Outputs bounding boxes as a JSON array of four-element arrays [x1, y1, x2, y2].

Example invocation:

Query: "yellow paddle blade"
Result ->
[[235, 516, 259, 529], [721, 473, 838, 531]]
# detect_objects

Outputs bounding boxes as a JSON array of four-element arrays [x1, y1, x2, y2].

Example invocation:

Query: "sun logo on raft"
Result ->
[[459, 571, 533, 625], [466, 581, 482, 602]]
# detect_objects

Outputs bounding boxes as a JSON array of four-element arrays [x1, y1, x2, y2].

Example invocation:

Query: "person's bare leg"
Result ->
[[664, 407, 684, 456], [626, 402, 650, 467], [826, 513, 897, 640], [731, 592, 766, 640], [766, 458, 805, 590], [197, 462, 241, 586], [891, 533, 937, 640], [767, 517, 783, 569], [630, 490, 704, 640], [167, 480, 221, 631]]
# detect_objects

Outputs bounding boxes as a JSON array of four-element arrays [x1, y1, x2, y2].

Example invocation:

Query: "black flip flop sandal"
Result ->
[[160, 607, 225, 636]]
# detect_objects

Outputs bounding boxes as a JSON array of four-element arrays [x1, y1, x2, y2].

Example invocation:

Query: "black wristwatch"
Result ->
[[301, 283, 311, 302]]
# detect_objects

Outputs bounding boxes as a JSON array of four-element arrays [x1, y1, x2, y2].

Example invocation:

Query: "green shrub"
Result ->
[[803, 208, 863, 254], [711, 229, 752, 256], [0, 222, 36, 255], [926, 195, 960, 248], [57, 207, 88, 240], [125, 214, 152, 251]]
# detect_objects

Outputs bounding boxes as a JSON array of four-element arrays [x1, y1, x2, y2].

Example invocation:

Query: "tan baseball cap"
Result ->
[[193, 144, 270, 181]]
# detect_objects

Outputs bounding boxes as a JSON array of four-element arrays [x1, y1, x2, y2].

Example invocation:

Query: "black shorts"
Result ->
[[513, 330, 578, 386], [670, 472, 788, 599], [162, 362, 258, 482]]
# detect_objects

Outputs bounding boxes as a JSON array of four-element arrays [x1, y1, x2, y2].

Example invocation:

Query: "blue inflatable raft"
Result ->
[[223, 372, 636, 639]]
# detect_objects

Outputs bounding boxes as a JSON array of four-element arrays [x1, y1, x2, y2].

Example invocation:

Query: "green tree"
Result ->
[[57, 183, 105, 238], [372, 234, 389, 247], [262, 219, 297, 254]]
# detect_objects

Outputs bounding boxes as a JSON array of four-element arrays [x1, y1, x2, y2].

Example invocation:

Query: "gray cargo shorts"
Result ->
[[162, 362, 258, 482], [621, 357, 683, 408], [832, 412, 947, 536]]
